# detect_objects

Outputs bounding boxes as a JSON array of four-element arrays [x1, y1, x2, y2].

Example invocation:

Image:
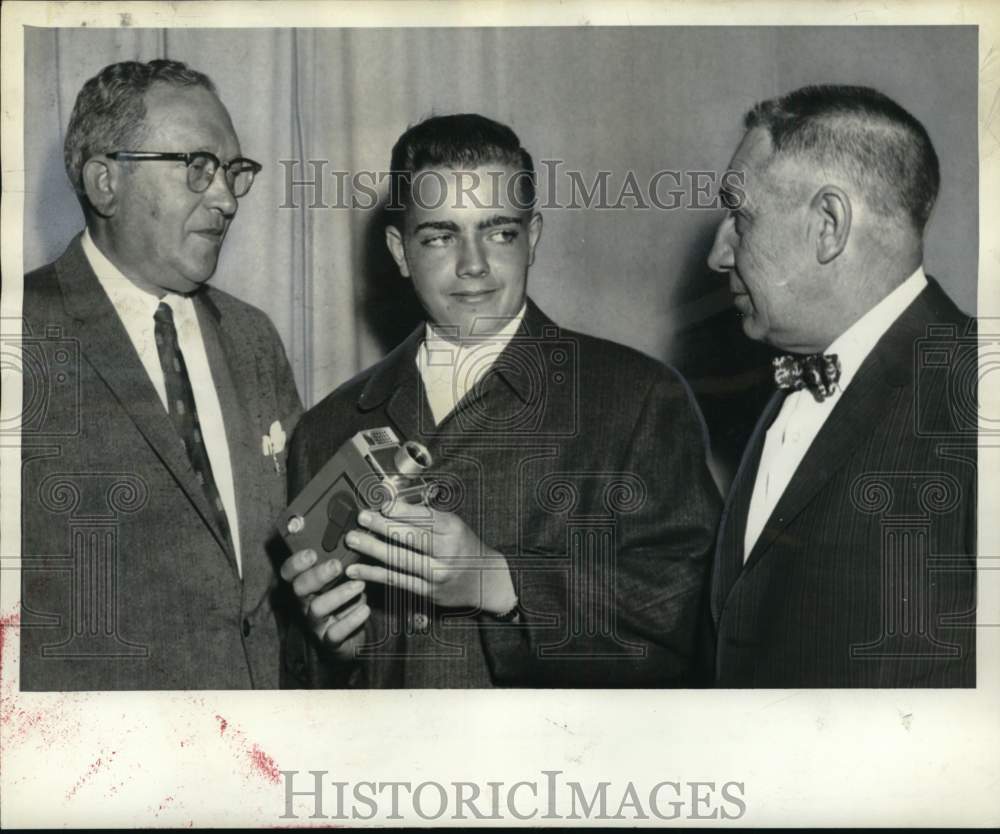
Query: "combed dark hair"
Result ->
[[388, 113, 536, 212], [64, 59, 217, 196], [745, 84, 940, 230]]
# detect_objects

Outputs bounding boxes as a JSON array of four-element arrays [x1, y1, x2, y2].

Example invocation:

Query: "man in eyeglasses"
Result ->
[[20, 59, 302, 690]]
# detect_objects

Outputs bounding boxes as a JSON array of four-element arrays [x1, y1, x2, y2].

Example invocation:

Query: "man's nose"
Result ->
[[456, 238, 489, 278], [203, 166, 238, 217], [707, 215, 736, 273]]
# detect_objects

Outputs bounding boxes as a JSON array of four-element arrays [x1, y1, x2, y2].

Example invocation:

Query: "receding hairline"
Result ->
[[63, 59, 223, 198], [725, 127, 810, 211], [139, 82, 236, 133], [739, 85, 940, 230]]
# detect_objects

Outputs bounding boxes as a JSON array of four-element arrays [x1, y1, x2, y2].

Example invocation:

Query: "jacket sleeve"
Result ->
[[478, 366, 722, 686]]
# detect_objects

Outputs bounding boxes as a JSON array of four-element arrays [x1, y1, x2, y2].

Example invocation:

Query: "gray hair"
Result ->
[[64, 59, 217, 196], [745, 84, 940, 231]]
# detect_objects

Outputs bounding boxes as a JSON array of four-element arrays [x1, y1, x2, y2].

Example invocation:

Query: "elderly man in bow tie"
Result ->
[[705, 84, 976, 687]]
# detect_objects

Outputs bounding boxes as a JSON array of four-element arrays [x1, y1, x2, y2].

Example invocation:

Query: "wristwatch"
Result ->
[[493, 598, 521, 623]]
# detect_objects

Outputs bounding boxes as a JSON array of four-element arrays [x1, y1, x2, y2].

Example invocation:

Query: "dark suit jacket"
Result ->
[[711, 278, 976, 687], [20, 235, 302, 690], [286, 299, 722, 687]]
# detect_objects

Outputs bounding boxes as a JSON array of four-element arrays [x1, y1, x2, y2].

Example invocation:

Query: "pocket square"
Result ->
[[262, 420, 287, 472]]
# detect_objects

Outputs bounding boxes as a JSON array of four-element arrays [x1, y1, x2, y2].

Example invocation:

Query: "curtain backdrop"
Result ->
[[23, 26, 979, 483]]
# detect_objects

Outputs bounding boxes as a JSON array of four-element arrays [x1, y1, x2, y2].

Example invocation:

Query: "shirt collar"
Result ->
[[422, 302, 528, 355], [825, 265, 928, 392]]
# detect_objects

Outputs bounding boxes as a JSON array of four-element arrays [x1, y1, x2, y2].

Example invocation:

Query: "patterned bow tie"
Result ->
[[773, 353, 842, 402]]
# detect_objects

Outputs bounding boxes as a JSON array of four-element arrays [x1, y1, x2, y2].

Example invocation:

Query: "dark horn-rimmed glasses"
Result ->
[[105, 151, 262, 198]]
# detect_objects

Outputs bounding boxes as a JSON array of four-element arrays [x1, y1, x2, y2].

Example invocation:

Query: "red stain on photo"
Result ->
[[154, 795, 176, 817], [0, 611, 45, 742], [213, 713, 282, 785], [0, 610, 21, 685], [65, 750, 118, 801], [0, 610, 18, 659], [1, 609, 82, 751], [249, 744, 281, 784]]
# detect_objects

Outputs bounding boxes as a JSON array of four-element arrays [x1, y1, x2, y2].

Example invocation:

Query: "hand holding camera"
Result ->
[[279, 548, 370, 658], [344, 500, 518, 616], [278, 427, 434, 656], [279, 427, 436, 577], [278, 426, 517, 653]]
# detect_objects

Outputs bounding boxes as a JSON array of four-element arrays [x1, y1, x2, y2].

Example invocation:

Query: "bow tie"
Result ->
[[773, 353, 842, 402]]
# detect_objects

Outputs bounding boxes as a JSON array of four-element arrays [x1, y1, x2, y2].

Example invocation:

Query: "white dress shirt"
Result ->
[[743, 266, 928, 559], [82, 230, 243, 576], [415, 303, 527, 425]]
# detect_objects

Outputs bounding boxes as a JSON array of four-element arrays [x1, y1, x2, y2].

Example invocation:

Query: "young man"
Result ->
[[281, 114, 720, 688]]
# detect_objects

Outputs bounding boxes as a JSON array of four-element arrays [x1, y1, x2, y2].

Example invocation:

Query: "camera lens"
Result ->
[[394, 441, 432, 476]]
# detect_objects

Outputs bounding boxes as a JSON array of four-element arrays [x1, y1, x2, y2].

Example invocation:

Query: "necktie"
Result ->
[[773, 352, 842, 402], [153, 302, 233, 552]]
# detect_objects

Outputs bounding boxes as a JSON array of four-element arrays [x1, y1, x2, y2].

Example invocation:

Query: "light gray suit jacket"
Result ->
[[20, 235, 302, 690]]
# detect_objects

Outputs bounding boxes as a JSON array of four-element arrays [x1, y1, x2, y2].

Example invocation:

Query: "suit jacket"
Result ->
[[20, 235, 302, 690], [711, 278, 976, 687], [285, 299, 722, 688]]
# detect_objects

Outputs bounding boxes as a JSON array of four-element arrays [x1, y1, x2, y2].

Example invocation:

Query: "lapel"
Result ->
[[468, 299, 545, 413], [712, 389, 786, 621], [359, 323, 428, 444], [355, 299, 547, 442], [53, 236, 234, 567], [741, 280, 943, 571]]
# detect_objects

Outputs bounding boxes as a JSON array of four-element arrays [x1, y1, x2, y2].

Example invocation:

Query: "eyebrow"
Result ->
[[477, 214, 524, 230], [412, 220, 460, 234], [412, 215, 525, 235]]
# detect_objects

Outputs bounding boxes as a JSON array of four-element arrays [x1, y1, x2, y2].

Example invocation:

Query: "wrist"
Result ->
[[483, 550, 517, 616], [492, 597, 520, 623]]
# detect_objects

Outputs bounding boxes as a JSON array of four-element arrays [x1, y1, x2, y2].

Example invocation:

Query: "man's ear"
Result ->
[[81, 157, 118, 217], [811, 185, 851, 264], [526, 212, 543, 266], [385, 224, 410, 278]]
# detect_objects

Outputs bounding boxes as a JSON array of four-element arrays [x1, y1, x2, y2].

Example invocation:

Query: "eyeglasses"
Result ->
[[105, 151, 262, 198]]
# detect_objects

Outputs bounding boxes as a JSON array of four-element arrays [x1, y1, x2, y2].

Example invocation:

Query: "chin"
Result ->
[[183, 260, 219, 287]]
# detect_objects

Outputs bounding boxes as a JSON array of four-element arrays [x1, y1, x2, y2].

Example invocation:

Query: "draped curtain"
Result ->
[[23, 26, 978, 481]]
